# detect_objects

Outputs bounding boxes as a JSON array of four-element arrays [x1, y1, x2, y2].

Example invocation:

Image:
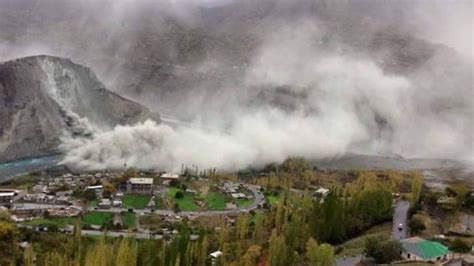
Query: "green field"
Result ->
[[176, 194, 199, 211], [83, 212, 113, 226], [237, 198, 252, 208], [166, 187, 180, 199], [122, 195, 151, 209], [167, 187, 199, 211], [23, 217, 77, 227], [121, 212, 136, 228], [205, 192, 227, 210], [266, 194, 281, 206]]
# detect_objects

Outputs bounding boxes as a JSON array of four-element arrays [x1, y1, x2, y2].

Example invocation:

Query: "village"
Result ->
[[0, 165, 473, 265]]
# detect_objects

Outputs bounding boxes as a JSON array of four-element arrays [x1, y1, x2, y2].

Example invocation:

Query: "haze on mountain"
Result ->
[[0, 0, 472, 172]]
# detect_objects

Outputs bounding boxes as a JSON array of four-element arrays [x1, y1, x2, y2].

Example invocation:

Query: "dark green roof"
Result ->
[[401, 237, 450, 259]]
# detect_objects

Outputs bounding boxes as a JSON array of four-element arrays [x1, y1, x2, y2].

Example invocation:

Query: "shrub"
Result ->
[[450, 238, 471, 253], [408, 216, 426, 234], [365, 237, 402, 264], [175, 191, 184, 199]]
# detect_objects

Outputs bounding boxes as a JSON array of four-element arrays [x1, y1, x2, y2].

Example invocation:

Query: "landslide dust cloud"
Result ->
[[2, 0, 470, 171], [61, 21, 472, 172]]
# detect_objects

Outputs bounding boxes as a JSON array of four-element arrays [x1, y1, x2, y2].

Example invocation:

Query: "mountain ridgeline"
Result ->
[[0, 55, 156, 162]]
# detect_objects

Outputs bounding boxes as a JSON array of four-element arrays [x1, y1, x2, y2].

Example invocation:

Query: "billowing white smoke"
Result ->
[[60, 20, 473, 172], [60, 57, 419, 171]]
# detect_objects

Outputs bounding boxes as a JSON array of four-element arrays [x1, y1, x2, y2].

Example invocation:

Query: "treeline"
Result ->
[[0, 158, 413, 266]]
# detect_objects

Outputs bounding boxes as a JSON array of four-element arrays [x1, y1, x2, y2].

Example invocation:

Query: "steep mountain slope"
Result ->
[[0, 55, 153, 161]]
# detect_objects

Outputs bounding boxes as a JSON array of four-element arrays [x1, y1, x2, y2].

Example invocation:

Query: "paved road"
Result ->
[[86, 184, 265, 217], [336, 255, 362, 266], [393, 200, 410, 240], [81, 229, 163, 239]]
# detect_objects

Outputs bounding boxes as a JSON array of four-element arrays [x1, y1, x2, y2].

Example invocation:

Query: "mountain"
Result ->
[[0, 55, 154, 162]]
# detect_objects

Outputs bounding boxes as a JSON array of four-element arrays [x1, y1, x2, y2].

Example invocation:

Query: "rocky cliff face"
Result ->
[[0, 55, 153, 161]]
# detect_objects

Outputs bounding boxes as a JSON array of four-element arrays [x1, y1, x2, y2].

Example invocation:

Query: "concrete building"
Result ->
[[98, 199, 111, 209], [161, 173, 180, 179], [126, 178, 154, 194], [86, 185, 103, 198], [401, 237, 452, 263], [0, 192, 14, 206]]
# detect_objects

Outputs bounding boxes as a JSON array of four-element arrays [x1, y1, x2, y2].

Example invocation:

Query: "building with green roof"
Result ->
[[401, 237, 452, 262]]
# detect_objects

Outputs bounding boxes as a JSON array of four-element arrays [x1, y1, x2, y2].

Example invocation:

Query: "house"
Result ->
[[161, 173, 180, 179], [231, 193, 246, 199], [209, 251, 223, 264], [98, 199, 111, 209], [32, 185, 48, 194], [185, 189, 198, 195], [126, 178, 154, 194], [112, 200, 122, 208], [56, 190, 73, 197], [0, 192, 15, 206], [462, 255, 474, 266], [315, 187, 330, 198], [86, 185, 103, 198], [225, 203, 237, 210], [401, 237, 452, 262]]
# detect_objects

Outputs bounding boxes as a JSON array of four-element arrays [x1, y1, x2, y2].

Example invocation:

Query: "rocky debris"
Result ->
[[0, 55, 154, 162]]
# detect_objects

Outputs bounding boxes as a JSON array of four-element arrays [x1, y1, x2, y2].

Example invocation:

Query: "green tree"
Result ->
[[451, 238, 471, 253], [242, 245, 262, 266], [268, 230, 288, 266], [411, 173, 423, 204], [408, 216, 426, 235], [23, 245, 34, 266], [365, 237, 402, 264], [355, 188, 393, 225], [305, 238, 335, 266]]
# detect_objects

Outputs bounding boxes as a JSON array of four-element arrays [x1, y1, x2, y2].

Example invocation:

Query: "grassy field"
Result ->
[[266, 194, 281, 206], [122, 195, 151, 209], [83, 212, 113, 226], [336, 222, 392, 258], [237, 198, 252, 208], [167, 187, 199, 211], [23, 217, 77, 227], [166, 187, 181, 199], [205, 192, 227, 210], [176, 194, 199, 211], [121, 212, 135, 228]]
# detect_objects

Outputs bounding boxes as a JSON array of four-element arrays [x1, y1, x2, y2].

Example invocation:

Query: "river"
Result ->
[[0, 155, 63, 182]]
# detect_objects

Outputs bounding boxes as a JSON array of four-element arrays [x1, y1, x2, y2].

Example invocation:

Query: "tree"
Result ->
[[0, 221, 18, 265], [23, 245, 34, 266], [268, 230, 289, 266], [305, 238, 335, 266], [83, 189, 97, 201], [175, 191, 184, 199], [102, 182, 117, 198], [451, 238, 471, 253], [355, 188, 393, 226], [411, 173, 423, 205], [242, 245, 262, 266], [364, 237, 402, 264], [252, 213, 265, 244], [408, 216, 426, 235], [465, 193, 474, 211]]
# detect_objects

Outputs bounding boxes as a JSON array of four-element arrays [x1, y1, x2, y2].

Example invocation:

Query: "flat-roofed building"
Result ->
[[0, 192, 14, 206], [86, 185, 103, 198], [161, 173, 180, 179], [126, 178, 154, 194]]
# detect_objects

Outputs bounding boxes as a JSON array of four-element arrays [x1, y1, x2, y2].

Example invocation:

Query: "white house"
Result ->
[[401, 237, 452, 263]]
